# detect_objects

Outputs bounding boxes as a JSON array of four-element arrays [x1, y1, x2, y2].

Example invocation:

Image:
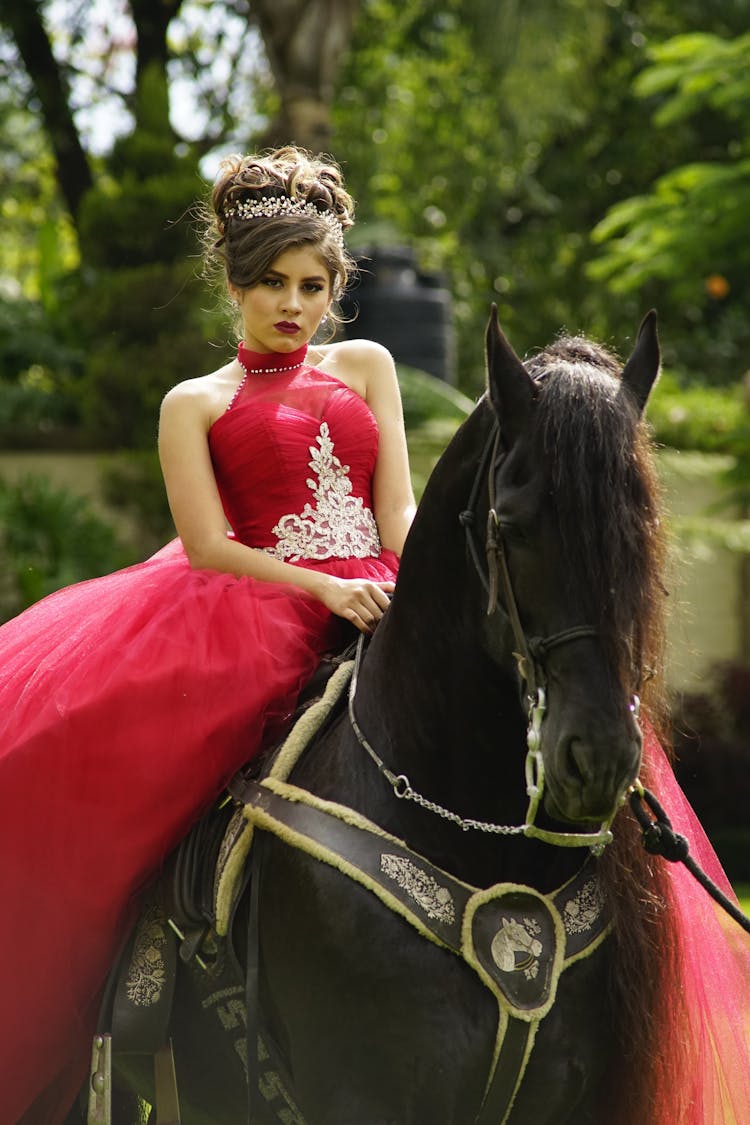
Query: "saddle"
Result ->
[[90, 648, 353, 1121]]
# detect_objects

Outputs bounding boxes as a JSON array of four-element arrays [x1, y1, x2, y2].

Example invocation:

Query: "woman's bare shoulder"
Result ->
[[310, 338, 396, 397], [164, 359, 237, 401], [312, 338, 394, 369], [161, 360, 242, 423]]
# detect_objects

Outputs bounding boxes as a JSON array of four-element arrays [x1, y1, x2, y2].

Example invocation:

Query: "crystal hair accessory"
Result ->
[[224, 196, 345, 246]]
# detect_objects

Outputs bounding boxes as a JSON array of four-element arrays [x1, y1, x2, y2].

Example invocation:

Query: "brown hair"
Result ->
[[201, 146, 356, 322]]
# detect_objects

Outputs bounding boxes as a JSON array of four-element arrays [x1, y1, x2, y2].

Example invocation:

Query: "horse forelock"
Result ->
[[523, 339, 667, 697]]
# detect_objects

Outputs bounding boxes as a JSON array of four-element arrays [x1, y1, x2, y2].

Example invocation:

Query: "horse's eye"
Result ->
[[498, 517, 530, 544]]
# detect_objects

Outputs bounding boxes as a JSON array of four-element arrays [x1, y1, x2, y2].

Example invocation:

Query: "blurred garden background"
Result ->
[[0, 0, 748, 883]]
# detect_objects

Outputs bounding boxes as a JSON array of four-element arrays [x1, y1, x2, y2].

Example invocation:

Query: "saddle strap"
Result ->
[[476, 1019, 533, 1125]]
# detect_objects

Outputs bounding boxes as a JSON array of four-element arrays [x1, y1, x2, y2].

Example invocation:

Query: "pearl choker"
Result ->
[[236, 340, 308, 376], [238, 358, 305, 375]]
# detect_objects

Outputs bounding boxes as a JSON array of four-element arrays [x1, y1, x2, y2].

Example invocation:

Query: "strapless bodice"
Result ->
[[208, 362, 381, 561]]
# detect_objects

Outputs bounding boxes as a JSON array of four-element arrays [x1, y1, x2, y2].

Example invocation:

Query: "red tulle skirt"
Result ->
[[0, 539, 398, 1123], [641, 729, 750, 1124]]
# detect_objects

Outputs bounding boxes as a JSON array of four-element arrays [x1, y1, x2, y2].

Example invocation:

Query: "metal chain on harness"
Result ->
[[347, 633, 617, 853]]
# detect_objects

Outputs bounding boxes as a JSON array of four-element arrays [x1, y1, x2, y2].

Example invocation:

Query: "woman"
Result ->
[[0, 146, 416, 1123]]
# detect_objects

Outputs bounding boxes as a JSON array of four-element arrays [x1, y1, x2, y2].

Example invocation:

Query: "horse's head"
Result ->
[[480, 306, 665, 826]]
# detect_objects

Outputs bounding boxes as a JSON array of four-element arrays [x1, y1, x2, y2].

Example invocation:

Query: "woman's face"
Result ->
[[232, 245, 332, 354]]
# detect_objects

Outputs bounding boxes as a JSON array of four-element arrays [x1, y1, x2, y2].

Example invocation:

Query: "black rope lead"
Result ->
[[629, 786, 750, 936]]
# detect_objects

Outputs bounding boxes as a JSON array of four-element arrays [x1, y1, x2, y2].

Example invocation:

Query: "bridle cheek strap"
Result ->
[[486, 506, 541, 699], [479, 423, 598, 705]]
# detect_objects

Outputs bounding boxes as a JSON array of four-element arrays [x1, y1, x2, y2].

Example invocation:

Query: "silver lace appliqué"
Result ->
[[380, 854, 456, 924], [562, 878, 605, 935], [264, 421, 381, 562], [125, 900, 169, 1007]]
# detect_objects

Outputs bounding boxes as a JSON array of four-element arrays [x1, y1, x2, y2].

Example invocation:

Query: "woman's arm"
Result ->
[[158, 380, 393, 631], [334, 340, 417, 556]]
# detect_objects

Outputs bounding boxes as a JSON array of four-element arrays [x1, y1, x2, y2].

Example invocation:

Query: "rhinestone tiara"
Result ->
[[224, 195, 345, 246]]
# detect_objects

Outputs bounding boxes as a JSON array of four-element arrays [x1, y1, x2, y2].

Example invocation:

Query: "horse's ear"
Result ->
[[619, 310, 660, 414], [486, 304, 534, 441]]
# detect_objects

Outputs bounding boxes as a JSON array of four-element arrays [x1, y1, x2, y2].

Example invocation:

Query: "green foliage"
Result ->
[[67, 256, 214, 448], [648, 369, 747, 453], [397, 364, 473, 429], [78, 133, 200, 270], [649, 372, 750, 513], [4, 0, 750, 440], [99, 450, 175, 555], [590, 29, 750, 383], [333, 1, 738, 393], [0, 373, 80, 447], [397, 364, 474, 496], [0, 96, 78, 301], [0, 293, 84, 446], [634, 31, 750, 124], [0, 292, 77, 375], [0, 474, 134, 622], [591, 159, 750, 296], [69, 120, 220, 448], [333, 0, 627, 389]]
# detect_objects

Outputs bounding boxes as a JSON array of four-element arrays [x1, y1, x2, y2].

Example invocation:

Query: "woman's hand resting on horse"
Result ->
[[318, 576, 394, 633]]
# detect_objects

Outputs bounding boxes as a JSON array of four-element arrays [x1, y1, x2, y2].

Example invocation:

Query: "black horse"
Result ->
[[104, 308, 684, 1124]]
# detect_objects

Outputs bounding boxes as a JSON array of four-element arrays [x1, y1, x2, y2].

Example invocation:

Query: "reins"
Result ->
[[628, 782, 750, 935]]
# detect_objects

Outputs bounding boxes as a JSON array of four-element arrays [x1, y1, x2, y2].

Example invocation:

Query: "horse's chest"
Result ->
[[257, 816, 610, 1125]]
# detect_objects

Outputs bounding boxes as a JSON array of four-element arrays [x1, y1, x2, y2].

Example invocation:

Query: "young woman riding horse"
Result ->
[[1, 140, 748, 1122], [114, 310, 750, 1122]]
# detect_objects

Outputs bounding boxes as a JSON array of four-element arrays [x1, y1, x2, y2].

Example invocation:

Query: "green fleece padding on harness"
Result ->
[[240, 777, 609, 1018], [213, 659, 355, 935], [239, 777, 610, 1125]]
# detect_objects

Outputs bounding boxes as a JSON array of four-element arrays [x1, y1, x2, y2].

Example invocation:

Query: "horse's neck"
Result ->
[[365, 610, 516, 772], [349, 625, 578, 889]]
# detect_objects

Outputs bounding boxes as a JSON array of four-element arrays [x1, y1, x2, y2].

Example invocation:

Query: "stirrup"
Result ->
[[86, 1034, 182, 1124], [87, 1034, 112, 1125]]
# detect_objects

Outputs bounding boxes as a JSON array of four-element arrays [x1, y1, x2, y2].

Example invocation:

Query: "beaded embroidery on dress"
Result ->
[[265, 421, 381, 562]]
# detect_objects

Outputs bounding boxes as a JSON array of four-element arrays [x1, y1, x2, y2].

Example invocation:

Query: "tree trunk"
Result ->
[[253, 0, 360, 153], [0, 0, 92, 225], [129, 0, 184, 135]]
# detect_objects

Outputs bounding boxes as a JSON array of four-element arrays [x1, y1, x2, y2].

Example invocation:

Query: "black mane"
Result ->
[[525, 337, 666, 695]]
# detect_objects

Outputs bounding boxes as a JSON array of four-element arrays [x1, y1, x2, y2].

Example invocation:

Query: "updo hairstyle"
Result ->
[[202, 146, 356, 309]]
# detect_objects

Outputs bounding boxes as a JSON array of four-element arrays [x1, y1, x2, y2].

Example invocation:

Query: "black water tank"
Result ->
[[340, 246, 455, 383]]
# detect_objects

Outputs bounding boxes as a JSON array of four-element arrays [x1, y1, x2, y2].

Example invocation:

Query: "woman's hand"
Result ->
[[317, 575, 394, 633]]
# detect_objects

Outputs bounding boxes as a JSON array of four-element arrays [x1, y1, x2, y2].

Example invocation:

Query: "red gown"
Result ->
[[0, 344, 399, 1123]]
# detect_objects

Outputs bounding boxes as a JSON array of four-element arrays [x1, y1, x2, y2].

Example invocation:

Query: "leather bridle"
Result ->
[[348, 414, 639, 853], [459, 419, 601, 703]]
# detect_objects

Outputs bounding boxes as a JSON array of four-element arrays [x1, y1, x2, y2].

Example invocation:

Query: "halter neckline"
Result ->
[[237, 340, 309, 375]]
